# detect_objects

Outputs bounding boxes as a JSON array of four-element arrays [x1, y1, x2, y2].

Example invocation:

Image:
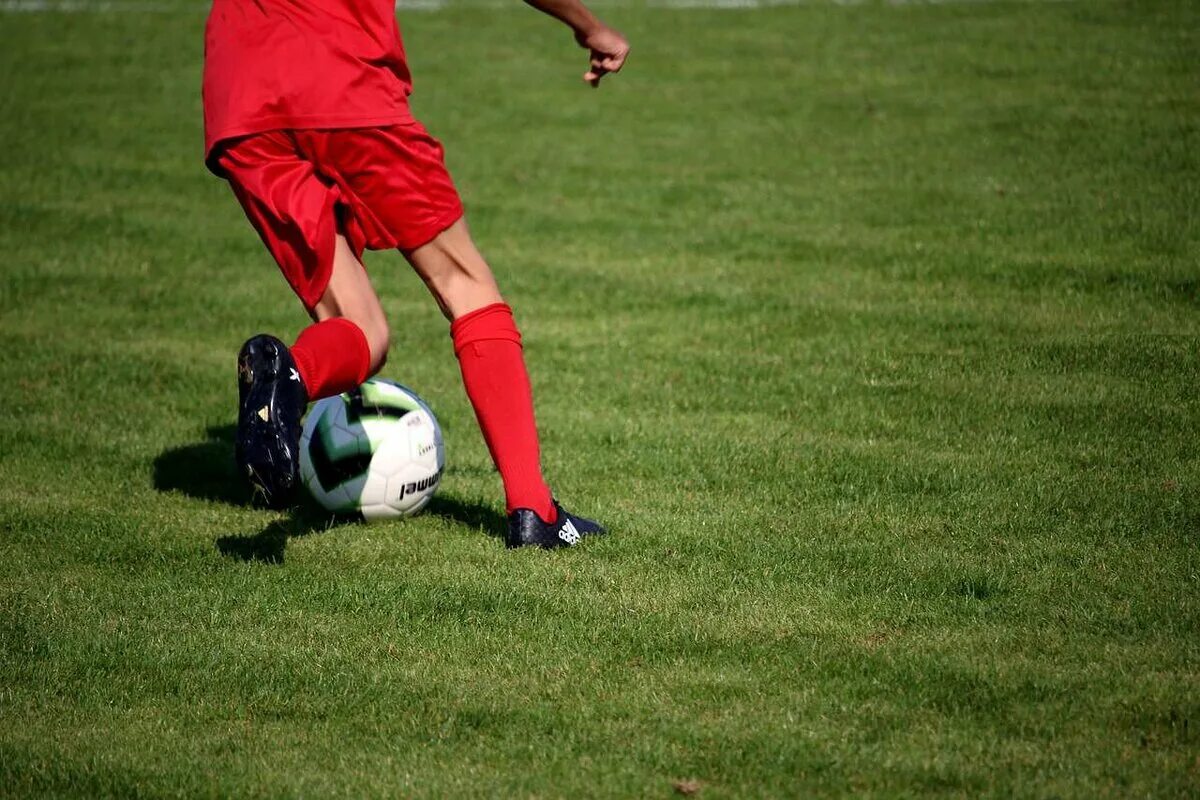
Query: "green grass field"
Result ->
[[2, 0, 1198, 795]]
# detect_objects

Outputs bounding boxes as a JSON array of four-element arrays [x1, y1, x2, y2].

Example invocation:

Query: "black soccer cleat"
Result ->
[[235, 334, 308, 509], [506, 500, 607, 549]]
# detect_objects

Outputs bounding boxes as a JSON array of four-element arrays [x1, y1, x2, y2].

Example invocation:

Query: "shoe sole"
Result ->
[[236, 337, 299, 509]]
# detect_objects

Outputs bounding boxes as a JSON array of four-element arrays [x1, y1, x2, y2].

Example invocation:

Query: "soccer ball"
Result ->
[[299, 378, 445, 520]]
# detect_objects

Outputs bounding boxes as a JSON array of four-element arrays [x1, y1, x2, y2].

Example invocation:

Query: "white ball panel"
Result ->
[[358, 463, 391, 509], [405, 493, 434, 516], [383, 461, 442, 515], [357, 417, 403, 451], [361, 502, 404, 522]]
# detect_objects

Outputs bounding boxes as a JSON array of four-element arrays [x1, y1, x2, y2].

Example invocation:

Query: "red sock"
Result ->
[[451, 303, 556, 522], [291, 318, 371, 401]]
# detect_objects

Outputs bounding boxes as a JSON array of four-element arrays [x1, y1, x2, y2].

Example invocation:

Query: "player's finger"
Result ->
[[584, 68, 605, 87], [601, 55, 625, 72]]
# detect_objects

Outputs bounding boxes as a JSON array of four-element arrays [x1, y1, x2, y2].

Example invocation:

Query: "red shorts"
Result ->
[[215, 123, 464, 310]]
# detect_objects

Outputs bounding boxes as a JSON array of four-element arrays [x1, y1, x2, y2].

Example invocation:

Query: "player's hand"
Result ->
[[575, 24, 629, 87]]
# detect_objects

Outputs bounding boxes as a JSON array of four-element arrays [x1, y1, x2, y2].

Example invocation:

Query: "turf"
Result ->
[[1, 0, 1198, 796]]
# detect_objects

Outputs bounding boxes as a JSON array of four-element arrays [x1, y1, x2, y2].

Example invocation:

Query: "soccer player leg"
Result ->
[[235, 237, 379, 509], [405, 220, 606, 548], [403, 217, 503, 320], [234, 247, 380, 507], [294, 233, 386, 398], [216, 134, 317, 507], [219, 134, 378, 507]]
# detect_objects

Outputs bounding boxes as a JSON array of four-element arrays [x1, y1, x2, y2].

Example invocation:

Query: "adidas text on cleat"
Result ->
[[235, 334, 307, 509], [506, 500, 607, 549]]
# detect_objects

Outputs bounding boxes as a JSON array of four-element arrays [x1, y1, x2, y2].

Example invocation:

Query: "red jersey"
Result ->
[[202, 0, 415, 167]]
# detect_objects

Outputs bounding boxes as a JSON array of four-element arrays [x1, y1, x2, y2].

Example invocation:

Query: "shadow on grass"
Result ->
[[214, 507, 336, 565], [153, 424, 245, 506], [153, 424, 505, 564], [425, 494, 506, 540]]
